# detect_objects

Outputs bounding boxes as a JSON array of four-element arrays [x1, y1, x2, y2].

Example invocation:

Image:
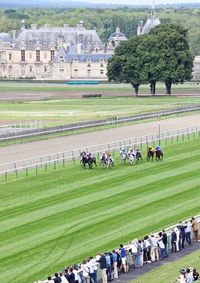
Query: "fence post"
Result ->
[[36, 165, 38, 175], [5, 171, 7, 181], [25, 167, 28, 176], [62, 153, 65, 168]]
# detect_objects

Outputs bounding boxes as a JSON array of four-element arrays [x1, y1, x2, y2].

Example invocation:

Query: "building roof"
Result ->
[[109, 27, 127, 41], [13, 22, 103, 51], [53, 46, 112, 63]]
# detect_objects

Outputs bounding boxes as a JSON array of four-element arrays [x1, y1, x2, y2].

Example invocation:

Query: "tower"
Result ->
[[137, 0, 160, 35]]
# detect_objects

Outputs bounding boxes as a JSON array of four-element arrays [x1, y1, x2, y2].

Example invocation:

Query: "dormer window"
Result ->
[[87, 59, 91, 67], [59, 56, 64, 63]]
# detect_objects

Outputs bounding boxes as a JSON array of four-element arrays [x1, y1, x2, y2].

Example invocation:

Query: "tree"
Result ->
[[148, 24, 193, 94], [107, 36, 147, 95]]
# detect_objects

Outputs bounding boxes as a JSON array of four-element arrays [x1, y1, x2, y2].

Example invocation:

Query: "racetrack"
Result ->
[[0, 114, 199, 164]]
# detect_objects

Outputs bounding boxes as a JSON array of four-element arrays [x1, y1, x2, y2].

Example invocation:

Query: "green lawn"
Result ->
[[0, 96, 199, 127], [132, 250, 200, 283], [0, 138, 199, 283]]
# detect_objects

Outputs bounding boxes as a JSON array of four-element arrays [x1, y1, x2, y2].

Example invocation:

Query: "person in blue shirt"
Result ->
[[120, 244, 127, 273]]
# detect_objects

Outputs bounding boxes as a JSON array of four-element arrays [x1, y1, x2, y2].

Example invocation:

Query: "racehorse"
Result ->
[[127, 153, 136, 165], [135, 151, 143, 162], [100, 154, 114, 168], [80, 152, 97, 169], [155, 150, 163, 161], [147, 149, 154, 161], [120, 151, 127, 164]]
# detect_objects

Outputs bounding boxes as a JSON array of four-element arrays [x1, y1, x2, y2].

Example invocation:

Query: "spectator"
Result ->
[[112, 250, 118, 279], [68, 267, 75, 283], [44, 276, 54, 283], [143, 236, 151, 263], [130, 240, 138, 268], [185, 221, 192, 246], [105, 252, 112, 282], [171, 229, 177, 253], [162, 229, 168, 251], [53, 273, 61, 283], [59, 272, 69, 283], [175, 269, 187, 283], [98, 253, 107, 283], [137, 240, 143, 267], [186, 268, 194, 283], [191, 217, 199, 242], [175, 227, 180, 252], [157, 233, 167, 260], [81, 260, 90, 283], [193, 268, 199, 281], [179, 222, 186, 249], [150, 234, 159, 261], [119, 244, 127, 273], [88, 256, 98, 283], [64, 269, 71, 283]]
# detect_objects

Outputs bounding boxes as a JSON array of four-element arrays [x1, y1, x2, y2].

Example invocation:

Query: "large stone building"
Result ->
[[0, 21, 127, 80]]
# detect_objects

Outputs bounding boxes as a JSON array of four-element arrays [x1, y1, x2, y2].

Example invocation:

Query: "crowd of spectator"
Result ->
[[174, 267, 199, 283], [35, 217, 199, 283]]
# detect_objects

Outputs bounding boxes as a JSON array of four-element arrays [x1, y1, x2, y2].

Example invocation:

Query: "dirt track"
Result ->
[[0, 114, 199, 164]]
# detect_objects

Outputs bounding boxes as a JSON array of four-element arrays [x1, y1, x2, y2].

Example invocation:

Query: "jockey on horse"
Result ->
[[147, 145, 155, 161], [155, 145, 163, 161]]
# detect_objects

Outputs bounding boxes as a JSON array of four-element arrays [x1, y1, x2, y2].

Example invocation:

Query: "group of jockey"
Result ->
[[100, 151, 114, 164], [120, 147, 141, 158], [81, 144, 162, 166], [147, 145, 162, 153]]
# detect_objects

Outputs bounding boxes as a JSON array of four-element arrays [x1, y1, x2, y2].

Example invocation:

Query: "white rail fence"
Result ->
[[0, 104, 199, 142], [0, 126, 199, 179], [0, 120, 42, 136]]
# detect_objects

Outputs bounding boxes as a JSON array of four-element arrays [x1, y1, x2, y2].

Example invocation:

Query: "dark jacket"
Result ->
[[99, 255, 107, 269]]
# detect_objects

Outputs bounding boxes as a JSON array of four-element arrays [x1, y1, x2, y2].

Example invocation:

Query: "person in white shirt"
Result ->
[[81, 260, 90, 283]]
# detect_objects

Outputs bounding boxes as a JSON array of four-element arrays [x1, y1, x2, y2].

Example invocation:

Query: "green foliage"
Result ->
[[107, 24, 193, 95], [0, 7, 199, 55]]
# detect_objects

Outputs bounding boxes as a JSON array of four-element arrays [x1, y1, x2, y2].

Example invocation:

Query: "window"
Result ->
[[87, 59, 91, 67], [44, 66, 47, 72], [21, 50, 25, 62], [50, 50, 55, 61], [8, 66, 12, 73], [36, 50, 40, 62], [29, 53, 32, 59], [44, 52, 47, 59], [21, 66, 25, 76], [87, 69, 91, 78], [100, 70, 104, 75], [9, 54, 12, 61], [99, 59, 104, 67], [29, 66, 32, 72]]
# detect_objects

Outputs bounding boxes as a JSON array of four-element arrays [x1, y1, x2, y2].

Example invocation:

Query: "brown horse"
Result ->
[[147, 150, 154, 161], [155, 150, 163, 161]]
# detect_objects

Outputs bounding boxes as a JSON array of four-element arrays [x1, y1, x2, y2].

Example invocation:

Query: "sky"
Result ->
[[74, 0, 200, 4]]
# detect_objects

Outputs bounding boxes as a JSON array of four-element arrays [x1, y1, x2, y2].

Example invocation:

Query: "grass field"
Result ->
[[132, 250, 200, 283], [0, 96, 200, 127], [0, 137, 199, 283], [0, 81, 200, 93]]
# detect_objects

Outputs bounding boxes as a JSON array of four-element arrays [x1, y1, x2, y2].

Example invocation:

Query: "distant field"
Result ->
[[132, 250, 200, 283], [0, 81, 200, 93], [0, 137, 199, 283], [0, 96, 199, 127]]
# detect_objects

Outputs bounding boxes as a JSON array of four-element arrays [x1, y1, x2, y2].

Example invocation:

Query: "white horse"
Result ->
[[120, 148, 127, 163], [127, 153, 136, 165]]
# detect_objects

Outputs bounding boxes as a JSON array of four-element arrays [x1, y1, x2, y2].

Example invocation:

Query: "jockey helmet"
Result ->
[[129, 148, 133, 151]]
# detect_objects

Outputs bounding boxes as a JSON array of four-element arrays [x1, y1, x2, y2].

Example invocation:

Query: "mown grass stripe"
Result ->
[[0, 138, 199, 283]]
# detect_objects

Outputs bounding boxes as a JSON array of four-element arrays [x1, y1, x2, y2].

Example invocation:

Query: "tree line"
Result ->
[[1, 8, 200, 55], [107, 24, 193, 95]]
